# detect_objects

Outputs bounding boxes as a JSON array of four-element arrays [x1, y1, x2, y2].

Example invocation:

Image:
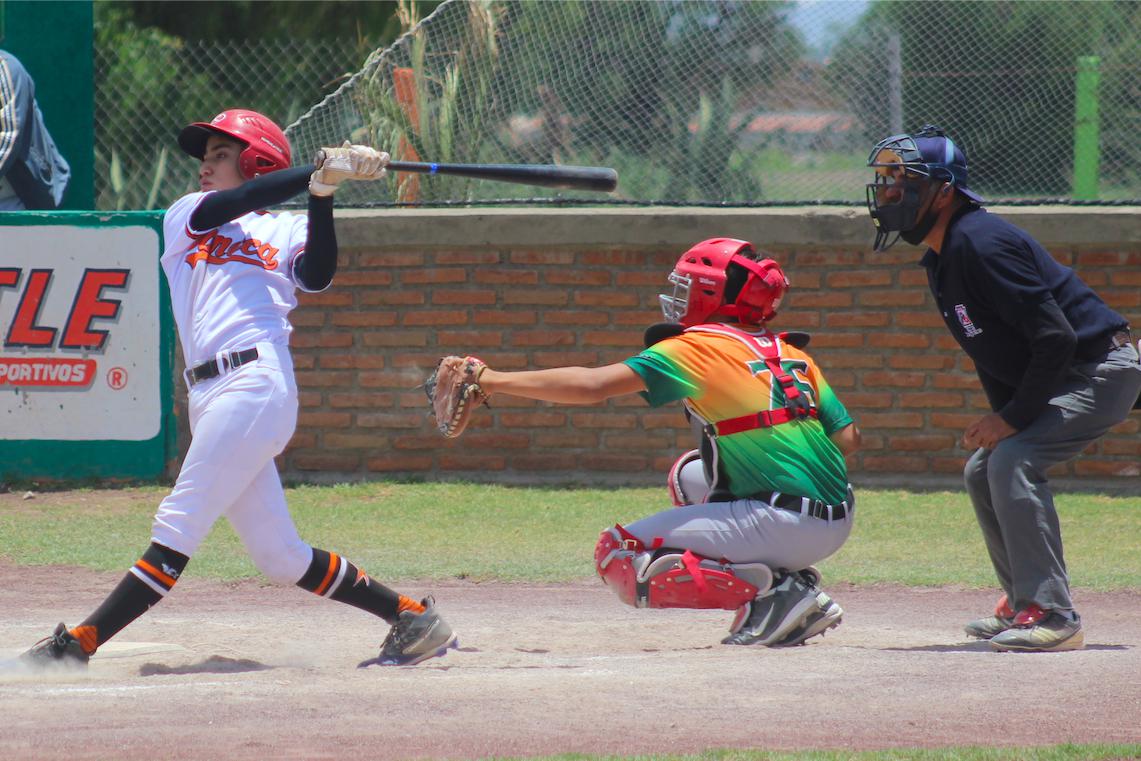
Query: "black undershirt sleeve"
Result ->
[[188, 165, 315, 231], [999, 297, 1077, 430], [293, 194, 338, 292]]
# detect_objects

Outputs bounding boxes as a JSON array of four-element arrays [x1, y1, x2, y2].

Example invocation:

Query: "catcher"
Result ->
[[428, 238, 861, 646]]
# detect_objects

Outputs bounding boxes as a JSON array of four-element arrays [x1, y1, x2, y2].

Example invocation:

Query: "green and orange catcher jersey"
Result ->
[[624, 326, 853, 505]]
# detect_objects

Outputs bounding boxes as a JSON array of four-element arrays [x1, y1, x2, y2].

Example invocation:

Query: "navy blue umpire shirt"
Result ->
[[920, 205, 1129, 430]]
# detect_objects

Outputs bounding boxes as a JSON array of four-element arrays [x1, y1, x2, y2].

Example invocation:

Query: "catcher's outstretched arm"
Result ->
[[480, 363, 645, 405]]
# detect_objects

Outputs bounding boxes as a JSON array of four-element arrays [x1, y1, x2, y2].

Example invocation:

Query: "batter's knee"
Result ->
[[249, 539, 312, 585]]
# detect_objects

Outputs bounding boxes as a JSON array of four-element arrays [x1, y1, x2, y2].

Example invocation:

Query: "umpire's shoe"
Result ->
[[20, 623, 90, 669], [988, 606, 1084, 653], [964, 594, 1016, 640], [377, 597, 458, 666], [722, 571, 819, 647]]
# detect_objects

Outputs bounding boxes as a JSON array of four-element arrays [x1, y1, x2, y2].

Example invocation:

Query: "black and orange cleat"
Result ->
[[374, 597, 458, 667], [20, 623, 91, 669]]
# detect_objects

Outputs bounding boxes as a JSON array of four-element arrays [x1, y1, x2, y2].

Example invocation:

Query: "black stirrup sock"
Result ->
[[297, 548, 423, 624], [72, 542, 189, 654]]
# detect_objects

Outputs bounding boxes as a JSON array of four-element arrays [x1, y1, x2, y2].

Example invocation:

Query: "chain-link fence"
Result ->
[[94, 37, 372, 211], [97, 0, 1140, 211]]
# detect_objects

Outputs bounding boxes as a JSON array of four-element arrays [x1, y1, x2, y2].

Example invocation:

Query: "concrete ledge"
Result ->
[[333, 205, 1141, 249]]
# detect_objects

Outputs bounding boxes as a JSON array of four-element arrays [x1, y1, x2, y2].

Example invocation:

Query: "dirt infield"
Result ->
[[1, 562, 1138, 760]]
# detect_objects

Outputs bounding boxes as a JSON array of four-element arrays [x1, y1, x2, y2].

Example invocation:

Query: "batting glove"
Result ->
[[310, 141, 390, 197]]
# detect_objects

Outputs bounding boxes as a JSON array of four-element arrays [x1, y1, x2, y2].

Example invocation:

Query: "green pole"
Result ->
[[1072, 55, 1100, 201], [1, 1, 95, 210]]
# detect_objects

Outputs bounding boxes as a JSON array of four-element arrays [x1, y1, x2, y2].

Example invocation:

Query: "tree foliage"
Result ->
[[828, 0, 1139, 197], [489, 0, 804, 201], [93, 2, 439, 208], [116, 1, 430, 42]]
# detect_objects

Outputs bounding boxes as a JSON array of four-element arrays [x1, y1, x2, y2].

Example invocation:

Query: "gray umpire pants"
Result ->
[[964, 342, 1141, 613]]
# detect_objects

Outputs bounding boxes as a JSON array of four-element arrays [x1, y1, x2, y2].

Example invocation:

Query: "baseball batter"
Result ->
[[22, 109, 456, 669], [442, 239, 861, 646]]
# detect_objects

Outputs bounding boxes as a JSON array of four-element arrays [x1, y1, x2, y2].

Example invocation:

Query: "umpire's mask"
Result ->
[[866, 126, 985, 251], [865, 139, 939, 251]]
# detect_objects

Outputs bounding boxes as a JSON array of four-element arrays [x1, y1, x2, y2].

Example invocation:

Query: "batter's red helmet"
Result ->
[[178, 109, 292, 179], [659, 238, 789, 327]]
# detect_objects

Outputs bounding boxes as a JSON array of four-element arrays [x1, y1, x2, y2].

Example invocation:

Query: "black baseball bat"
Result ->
[[386, 161, 618, 192]]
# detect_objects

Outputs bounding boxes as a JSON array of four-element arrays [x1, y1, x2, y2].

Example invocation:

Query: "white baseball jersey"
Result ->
[[152, 189, 314, 576], [161, 191, 309, 366]]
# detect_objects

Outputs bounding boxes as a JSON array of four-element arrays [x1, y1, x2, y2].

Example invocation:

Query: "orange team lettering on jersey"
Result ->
[[160, 190, 308, 366], [185, 229, 280, 270]]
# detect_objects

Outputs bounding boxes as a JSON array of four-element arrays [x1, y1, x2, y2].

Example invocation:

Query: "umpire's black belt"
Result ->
[[184, 347, 259, 387], [764, 485, 854, 521]]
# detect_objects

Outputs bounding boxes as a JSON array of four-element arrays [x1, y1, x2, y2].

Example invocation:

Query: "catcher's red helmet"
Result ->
[[659, 238, 789, 327], [178, 109, 291, 179]]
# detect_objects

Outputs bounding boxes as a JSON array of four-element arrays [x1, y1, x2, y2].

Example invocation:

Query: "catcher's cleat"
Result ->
[[989, 609, 1084, 653], [376, 597, 458, 666], [721, 572, 818, 647], [964, 593, 1016, 640], [20, 623, 90, 669], [770, 592, 843, 647]]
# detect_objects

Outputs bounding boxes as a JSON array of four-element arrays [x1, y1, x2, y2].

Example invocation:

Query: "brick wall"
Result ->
[[269, 207, 1140, 491]]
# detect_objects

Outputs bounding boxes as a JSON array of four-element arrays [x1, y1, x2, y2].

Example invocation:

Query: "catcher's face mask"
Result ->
[[659, 269, 692, 324], [866, 136, 939, 251]]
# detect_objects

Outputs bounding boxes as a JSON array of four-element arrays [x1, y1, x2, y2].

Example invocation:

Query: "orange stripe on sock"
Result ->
[[136, 559, 177, 588], [69, 625, 99, 655], [314, 552, 340, 596], [397, 595, 425, 615]]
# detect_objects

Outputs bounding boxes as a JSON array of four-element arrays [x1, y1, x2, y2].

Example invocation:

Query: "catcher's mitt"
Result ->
[[425, 356, 489, 438]]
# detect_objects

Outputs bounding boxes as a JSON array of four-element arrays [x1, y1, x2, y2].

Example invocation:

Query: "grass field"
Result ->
[[3, 483, 1139, 761], [2, 482, 1138, 588]]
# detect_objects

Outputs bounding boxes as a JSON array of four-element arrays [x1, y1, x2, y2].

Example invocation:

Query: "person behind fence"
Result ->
[[20, 108, 458, 670], [440, 238, 861, 647], [0, 48, 70, 210], [866, 124, 1141, 653]]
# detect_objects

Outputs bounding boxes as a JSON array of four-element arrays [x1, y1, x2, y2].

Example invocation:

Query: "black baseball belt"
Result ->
[[764, 485, 855, 521], [184, 347, 259, 388]]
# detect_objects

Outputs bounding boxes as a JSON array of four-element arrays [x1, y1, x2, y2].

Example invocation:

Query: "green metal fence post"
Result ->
[[1072, 55, 1100, 201]]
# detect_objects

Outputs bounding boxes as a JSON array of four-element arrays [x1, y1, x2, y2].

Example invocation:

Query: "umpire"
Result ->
[[865, 125, 1141, 652]]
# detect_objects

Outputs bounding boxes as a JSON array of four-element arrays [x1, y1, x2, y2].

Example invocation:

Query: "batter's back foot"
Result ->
[[20, 623, 90, 670]]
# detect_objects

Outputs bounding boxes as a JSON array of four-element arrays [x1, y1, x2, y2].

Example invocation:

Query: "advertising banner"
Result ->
[[0, 212, 173, 480]]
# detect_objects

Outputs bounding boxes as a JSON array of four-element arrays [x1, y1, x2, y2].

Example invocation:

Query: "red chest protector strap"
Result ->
[[685, 324, 817, 437]]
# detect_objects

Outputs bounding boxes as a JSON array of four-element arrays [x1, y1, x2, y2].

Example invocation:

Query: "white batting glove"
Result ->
[[309, 141, 390, 197]]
